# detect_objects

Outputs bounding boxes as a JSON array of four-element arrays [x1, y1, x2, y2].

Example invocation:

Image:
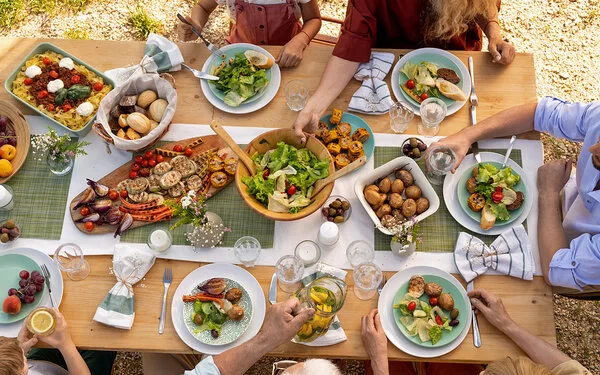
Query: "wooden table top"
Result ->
[[0, 37, 553, 362]]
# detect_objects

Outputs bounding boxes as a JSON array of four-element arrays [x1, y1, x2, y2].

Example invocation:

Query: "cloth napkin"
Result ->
[[292, 263, 347, 347], [104, 33, 184, 87], [347, 52, 395, 115], [93, 244, 156, 330], [453, 225, 534, 283]]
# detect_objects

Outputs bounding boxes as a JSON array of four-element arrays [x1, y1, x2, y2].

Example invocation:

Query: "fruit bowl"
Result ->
[[0, 101, 30, 184]]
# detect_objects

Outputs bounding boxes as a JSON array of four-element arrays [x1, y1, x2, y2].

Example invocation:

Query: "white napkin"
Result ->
[[453, 225, 534, 283], [93, 244, 156, 330], [347, 52, 395, 115], [293, 263, 347, 346]]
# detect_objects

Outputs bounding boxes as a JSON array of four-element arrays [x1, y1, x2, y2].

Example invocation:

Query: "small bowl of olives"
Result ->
[[401, 137, 427, 160], [321, 195, 352, 224]]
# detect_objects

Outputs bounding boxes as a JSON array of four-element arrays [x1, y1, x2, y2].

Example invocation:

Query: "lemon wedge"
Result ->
[[28, 309, 55, 335], [435, 79, 466, 101], [244, 50, 274, 69]]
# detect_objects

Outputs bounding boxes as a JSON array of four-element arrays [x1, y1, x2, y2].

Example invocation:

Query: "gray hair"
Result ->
[[299, 359, 342, 375]]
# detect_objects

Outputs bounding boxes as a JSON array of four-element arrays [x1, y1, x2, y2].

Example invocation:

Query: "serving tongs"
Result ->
[[210, 121, 256, 176], [177, 13, 224, 58]]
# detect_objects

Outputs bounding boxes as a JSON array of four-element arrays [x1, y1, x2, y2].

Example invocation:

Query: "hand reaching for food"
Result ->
[[292, 108, 321, 143]]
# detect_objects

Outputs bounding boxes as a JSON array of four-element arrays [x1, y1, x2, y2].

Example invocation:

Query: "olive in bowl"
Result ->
[[321, 195, 352, 224], [401, 137, 427, 160]]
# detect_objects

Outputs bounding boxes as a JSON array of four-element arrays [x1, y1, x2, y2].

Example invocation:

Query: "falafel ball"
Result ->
[[227, 305, 245, 321], [225, 288, 243, 303]]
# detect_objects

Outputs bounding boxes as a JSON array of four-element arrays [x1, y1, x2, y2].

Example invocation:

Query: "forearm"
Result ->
[[300, 18, 321, 40], [537, 193, 568, 284], [460, 102, 538, 144], [191, 0, 215, 28], [477, 6, 501, 42], [213, 333, 272, 375], [370, 356, 389, 375], [304, 56, 359, 115], [59, 343, 91, 375]]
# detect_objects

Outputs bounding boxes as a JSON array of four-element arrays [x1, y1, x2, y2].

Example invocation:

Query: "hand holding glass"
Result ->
[[426, 145, 456, 185]]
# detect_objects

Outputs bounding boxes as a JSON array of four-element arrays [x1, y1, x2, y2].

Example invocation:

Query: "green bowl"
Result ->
[[319, 112, 375, 165], [392, 274, 467, 347], [457, 161, 527, 227], [0, 254, 44, 324]]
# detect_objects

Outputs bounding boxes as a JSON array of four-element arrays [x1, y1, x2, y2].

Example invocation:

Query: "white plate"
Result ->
[[378, 266, 472, 358], [200, 43, 281, 115], [0, 247, 64, 337], [443, 152, 533, 235], [354, 156, 440, 235], [390, 48, 470, 117], [171, 263, 266, 355]]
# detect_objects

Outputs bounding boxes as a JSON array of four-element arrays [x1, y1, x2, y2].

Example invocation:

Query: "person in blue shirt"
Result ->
[[428, 97, 600, 295]]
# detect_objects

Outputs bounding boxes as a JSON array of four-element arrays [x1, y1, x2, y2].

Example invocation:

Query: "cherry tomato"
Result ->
[[173, 144, 183, 153], [49, 70, 59, 79], [108, 190, 119, 200], [287, 184, 297, 196], [129, 171, 138, 179], [184, 148, 193, 157], [46, 104, 55, 111], [141, 159, 149, 167], [37, 90, 48, 99], [120, 190, 128, 198], [140, 168, 151, 177], [84, 222, 95, 232], [134, 155, 144, 164], [429, 297, 438, 306], [24, 78, 33, 85], [71, 75, 81, 84], [495, 186, 503, 192], [130, 163, 141, 172], [79, 207, 90, 216], [435, 315, 443, 326], [62, 103, 72, 112], [43, 57, 52, 65], [406, 79, 416, 89], [144, 150, 155, 160], [93, 82, 104, 91], [148, 159, 157, 167], [263, 169, 270, 178], [155, 154, 165, 163], [492, 191, 504, 204], [420, 92, 429, 101], [407, 301, 417, 312]]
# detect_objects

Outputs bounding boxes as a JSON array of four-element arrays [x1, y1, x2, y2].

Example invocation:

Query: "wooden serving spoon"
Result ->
[[310, 155, 367, 198], [210, 121, 257, 176]]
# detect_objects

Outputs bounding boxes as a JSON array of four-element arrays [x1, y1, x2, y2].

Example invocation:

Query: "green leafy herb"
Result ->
[[429, 325, 443, 344]]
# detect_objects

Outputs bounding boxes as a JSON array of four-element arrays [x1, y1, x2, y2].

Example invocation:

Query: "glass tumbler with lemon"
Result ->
[[27, 307, 56, 336]]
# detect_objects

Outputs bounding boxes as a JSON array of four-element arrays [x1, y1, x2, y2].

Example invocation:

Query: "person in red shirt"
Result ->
[[292, 0, 516, 141]]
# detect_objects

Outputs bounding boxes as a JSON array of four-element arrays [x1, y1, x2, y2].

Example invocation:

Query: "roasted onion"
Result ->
[[87, 178, 109, 197], [114, 213, 133, 238], [92, 199, 113, 213], [199, 278, 227, 296], [78, 213, 101, 223], [73, 187, 96, 210], [103, 207, 123, 225]]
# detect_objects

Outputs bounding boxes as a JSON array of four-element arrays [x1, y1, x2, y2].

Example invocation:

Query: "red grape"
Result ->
[[24, 285, 36, 296], [19, 270, 30, 280], [35, 283, 43, 292], [18, 279, 28, 288], [31, 271, 40, 278], [8, 288, 17, 296], [24, 295, 34, 304], [8, 138, 16, 147], [0, 115, 7, 130], [35, 276, 45, 284]]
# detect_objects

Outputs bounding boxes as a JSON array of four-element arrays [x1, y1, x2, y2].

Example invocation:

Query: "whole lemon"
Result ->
[[0, 159, 13, 177]]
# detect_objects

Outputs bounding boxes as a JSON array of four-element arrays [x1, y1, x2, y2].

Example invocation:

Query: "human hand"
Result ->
[[537, 159, 572, 196], [276, 36, 307, 68], [426, 135, 473, 173], [178, 15, 201, 42], [361, 309, 388, 374], [37, 309, 74, 352], [17, 319, 38, 354], [291, 107, 320, 143], [489, 38, 516, 65], [257, 297, 314, 350], [467, 289, 514, 333]]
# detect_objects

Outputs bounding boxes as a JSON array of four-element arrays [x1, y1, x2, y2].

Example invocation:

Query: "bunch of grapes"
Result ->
[[7, 270, 44, 304], [0, 115, 17, 147]]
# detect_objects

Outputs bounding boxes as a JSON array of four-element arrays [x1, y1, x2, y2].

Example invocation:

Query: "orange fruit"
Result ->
[[0, 159, 13, 177], [0, 145, 16, 161]]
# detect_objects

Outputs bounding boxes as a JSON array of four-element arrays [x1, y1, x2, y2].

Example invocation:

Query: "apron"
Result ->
[[227, 0, 303, 46]]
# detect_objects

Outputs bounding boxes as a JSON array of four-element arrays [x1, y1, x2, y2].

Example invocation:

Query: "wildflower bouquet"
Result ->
[[384, 216, 422, 247], [31, 127, 90, 163]]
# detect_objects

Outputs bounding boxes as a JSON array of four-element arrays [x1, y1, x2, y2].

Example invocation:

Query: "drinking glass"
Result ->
[[426, 145, 457, 185], [53, 243, 90, 281], [389, 102, 414, 134], [275, 255, 305, 293], [346, 240, 374, 268], [234, 236, 261, 267], [418, 98, 448, 137], [294, 240, 321, 267], [284, 80, 309, 111], [353, 262, 383, 300], [147, 228, 173, 253]]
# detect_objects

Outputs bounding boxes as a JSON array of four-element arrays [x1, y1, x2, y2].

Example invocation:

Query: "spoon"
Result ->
[[209, 121, 256, 176], [501, 135, 517, 168], [310, 155, 367, 198]]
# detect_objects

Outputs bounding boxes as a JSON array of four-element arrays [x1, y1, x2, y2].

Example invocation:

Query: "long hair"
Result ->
[[485, 356, 554, 375], [424, 0, 497, 42], [0, 337, 26, 375]]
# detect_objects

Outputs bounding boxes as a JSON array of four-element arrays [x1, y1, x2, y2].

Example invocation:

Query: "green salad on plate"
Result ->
[[210, 52, 269, 107]]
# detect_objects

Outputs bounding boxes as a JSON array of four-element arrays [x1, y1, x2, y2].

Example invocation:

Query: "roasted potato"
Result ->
[[389, 193, 404, 209], [395, 170, 414, 187], [405, 185, 422, 200], [378, 177, 392, 193], [468, 193, 486, 212], [364, 184, 379, 194], [376, 204, 392, 219], [365, 189, 382, 206], [424, 282, 443, 297], [415, 197, 430, 214], [392, 209, 406, 223], [401, 198, 417, 217], [472, 166, 479, 178], [225, 288, 243, 304], [381, 214, 396, 228], [466, 177, 478, 194], [439, 293, 455, 311], [227, 305, 245, 321], [391, 179, 405, 194], [408, 275, 425, 298]]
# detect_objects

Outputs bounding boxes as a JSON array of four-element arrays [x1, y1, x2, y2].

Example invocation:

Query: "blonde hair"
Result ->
[[425, 0, 497, 42], [485, 356, 554, 375], [0, 337, 26, 375]]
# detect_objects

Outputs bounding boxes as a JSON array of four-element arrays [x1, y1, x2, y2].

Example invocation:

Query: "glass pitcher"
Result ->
[[294, 276, 347, 342]]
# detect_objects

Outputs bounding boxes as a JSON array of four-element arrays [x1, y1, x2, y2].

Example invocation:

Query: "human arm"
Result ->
[[179, 0, 218, 42], [17, 319, 38, 354], [476, 3, 515, 64], [361, 309, 389, 375], [468, 289, 572, 369], [276, 0, 321, 68]]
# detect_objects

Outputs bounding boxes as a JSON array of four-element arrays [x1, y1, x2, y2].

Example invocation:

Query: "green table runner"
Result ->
[[373, 147, 525, 252]]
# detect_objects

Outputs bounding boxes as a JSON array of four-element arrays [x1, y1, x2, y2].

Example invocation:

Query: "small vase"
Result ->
[[185, 212, 225, 249], [390, 240, 416, 257], [46, 152, 74, 176]]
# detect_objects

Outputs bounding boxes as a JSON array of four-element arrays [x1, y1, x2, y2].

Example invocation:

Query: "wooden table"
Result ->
[[0, 37, 553, 363]]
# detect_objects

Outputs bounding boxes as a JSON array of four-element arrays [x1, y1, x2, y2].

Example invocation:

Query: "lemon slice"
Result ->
[[435, 79, 466, 101], [29, 309, 55, 335], [244, 50, 274, 69]]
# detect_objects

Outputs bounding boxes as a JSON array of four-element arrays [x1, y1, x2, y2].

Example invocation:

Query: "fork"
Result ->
[[181, 63, 219, 81], [466, 281, 481, 348], [176, 13, 224, 58], [377, 274, 387, 295], [468, 56, 481, 163], [158, 268, 172, 335], [40, 264, 55, 308]]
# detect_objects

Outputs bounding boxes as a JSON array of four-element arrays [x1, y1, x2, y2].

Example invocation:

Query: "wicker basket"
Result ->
[[0, 101, 30, 183]]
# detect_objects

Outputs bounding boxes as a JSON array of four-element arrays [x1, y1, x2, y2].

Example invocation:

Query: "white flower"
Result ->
[[187, 190, 196, 198], [181, 196, 192, 209]]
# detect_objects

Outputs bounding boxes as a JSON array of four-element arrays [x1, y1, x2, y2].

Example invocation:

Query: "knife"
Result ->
[[468, 56, 481, 163], [466, 280, 482, 348], [268, 273, 277, 304]]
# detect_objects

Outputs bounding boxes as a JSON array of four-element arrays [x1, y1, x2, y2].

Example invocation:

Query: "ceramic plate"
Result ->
[[183, 278, 253, 346], [457, 161, 527, 227], [378, 266, 471, 358], [443, 152, 533, 235], [0, 254, 44, 324], [319, 112, 375, 166], [200, 43, 281, 115], [390, 48, 470, 117], [392, 274, 468, 347], [171, 263, 266, 355]]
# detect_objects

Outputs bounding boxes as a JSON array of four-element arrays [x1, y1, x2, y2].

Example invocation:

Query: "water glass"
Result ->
[[0, 184, 14, 212], [346, 240, 374, 268], [284, 80, 309, 111], [389, 102, 414, 134], [353, 262, 383, 300], [53, 243, 90, 281], [294, 240, 321, 267], [418, 98, 448, 137], [426, 145, 457, 185], [147, 228, 173, 253], [234, 236, 261, 267], [275, 255, 305, 293]]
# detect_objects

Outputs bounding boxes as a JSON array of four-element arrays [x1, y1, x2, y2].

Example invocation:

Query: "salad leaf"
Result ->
[[475, 182, 495, 199], [210, 52, 269, 107], [400, 62, 419, 80], [494, 166, 521, 188], [429, 325, 443, 344], [396, 302, 411, 316], [476, 164, 497, 183], [420, 300, 432, 315], [442, 319, 453, 332], [242, 174, 275, 205], [416, 65, 436, 87], [422, 61, 438, 75], [487, 201, 510, 221]]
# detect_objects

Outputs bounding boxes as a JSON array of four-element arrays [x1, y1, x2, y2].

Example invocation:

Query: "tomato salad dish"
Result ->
[[400, 61, 466, 104]]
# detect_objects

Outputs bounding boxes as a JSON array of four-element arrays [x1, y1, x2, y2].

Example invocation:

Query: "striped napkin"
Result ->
[[93, 245, 156, 330], [292, 263, 347, 346], [453, 225, 534, 283], [348, 52, 395, 115]]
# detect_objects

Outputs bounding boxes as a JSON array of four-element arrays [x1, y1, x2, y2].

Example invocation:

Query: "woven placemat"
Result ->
[[373, 147, 525, 252]]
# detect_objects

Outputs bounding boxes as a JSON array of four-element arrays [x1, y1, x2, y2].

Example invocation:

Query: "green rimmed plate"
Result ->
[[392, 274, 467, 348], [0, 254, 44, 324], [183, 278, 252, 346]]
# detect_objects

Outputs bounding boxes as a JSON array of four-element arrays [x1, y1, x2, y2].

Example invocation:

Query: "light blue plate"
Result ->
[[319, 112, 374, 169], [0, 254, 44, 324]]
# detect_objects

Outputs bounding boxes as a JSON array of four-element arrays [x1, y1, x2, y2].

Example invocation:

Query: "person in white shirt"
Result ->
[[428, 97, 600, 295]]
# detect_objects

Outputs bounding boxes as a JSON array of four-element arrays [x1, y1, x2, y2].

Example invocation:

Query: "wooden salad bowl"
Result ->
[[234, 128, 335, 221], [0, 101, 30, 184]]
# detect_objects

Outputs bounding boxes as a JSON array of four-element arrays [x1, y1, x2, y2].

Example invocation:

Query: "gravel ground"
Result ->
[[3, 0, 600, 373]]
